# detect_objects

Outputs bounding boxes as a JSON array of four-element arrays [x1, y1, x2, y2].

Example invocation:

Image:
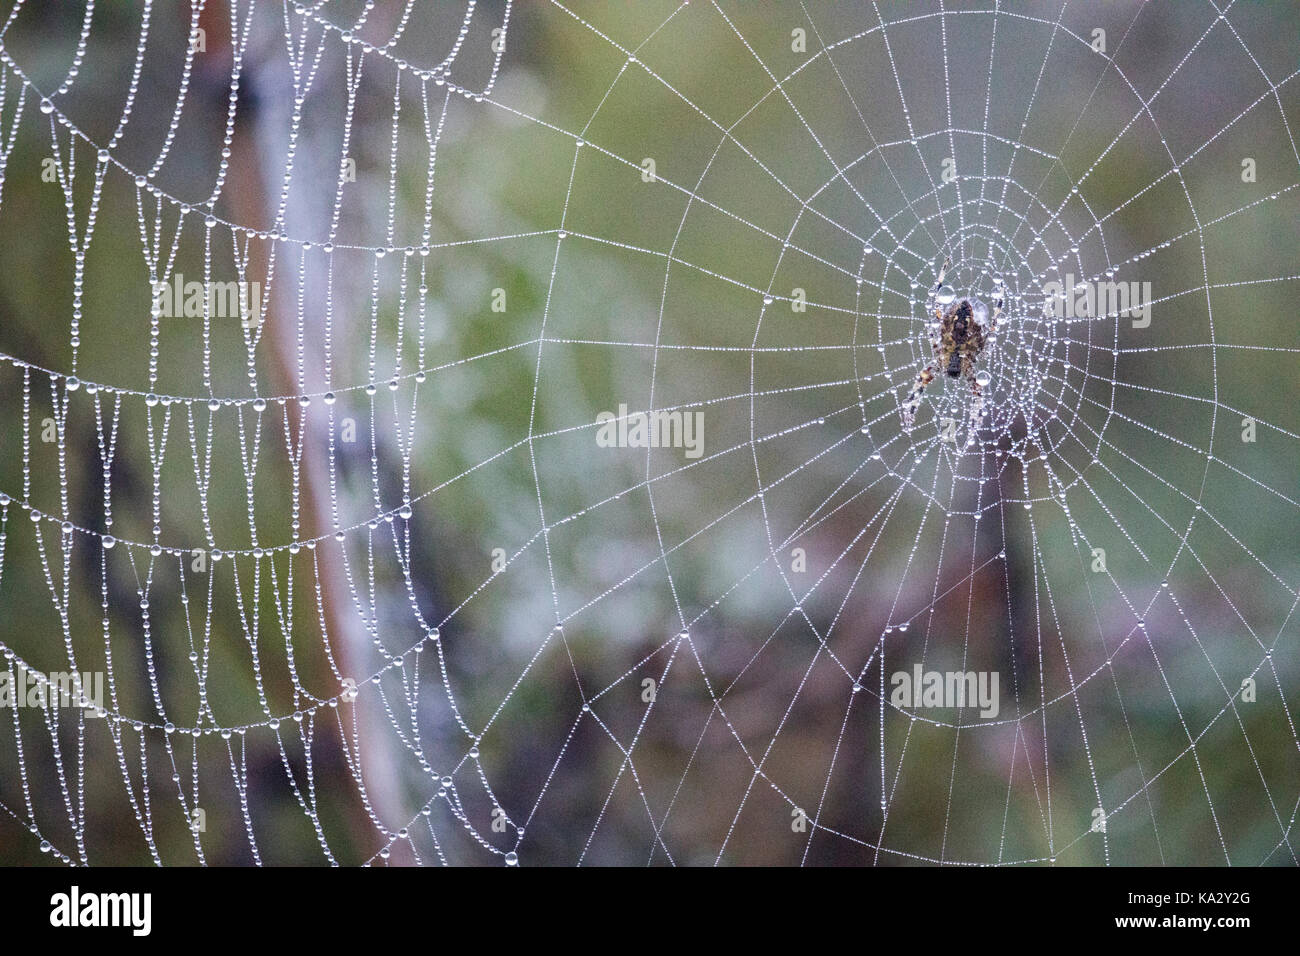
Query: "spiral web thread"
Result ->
[[0, 0, 1298, 866]]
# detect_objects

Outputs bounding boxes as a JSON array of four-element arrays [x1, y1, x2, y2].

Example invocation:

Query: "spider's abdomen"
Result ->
[[947, 352, 963, 377]]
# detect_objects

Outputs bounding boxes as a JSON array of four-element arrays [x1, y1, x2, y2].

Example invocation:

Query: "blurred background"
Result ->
[[0, 0, 1297, 865]]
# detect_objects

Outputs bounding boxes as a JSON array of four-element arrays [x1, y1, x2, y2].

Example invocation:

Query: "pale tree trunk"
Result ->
[[202, 0, 410, 860]]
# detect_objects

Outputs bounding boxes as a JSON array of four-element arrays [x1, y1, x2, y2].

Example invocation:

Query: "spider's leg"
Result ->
[[929, 309, 944, 350], [926, 259, 951, 312], [901, 364, 936, 429]]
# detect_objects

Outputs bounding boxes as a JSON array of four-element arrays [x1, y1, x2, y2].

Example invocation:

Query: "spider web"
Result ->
[[0, 0, 1298, 866]]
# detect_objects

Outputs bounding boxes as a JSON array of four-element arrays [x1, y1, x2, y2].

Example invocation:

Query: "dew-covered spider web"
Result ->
[[1, 0, 1298, 866]]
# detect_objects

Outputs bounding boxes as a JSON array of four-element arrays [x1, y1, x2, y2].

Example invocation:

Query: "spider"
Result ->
[[900, 260, 1003, 433]]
